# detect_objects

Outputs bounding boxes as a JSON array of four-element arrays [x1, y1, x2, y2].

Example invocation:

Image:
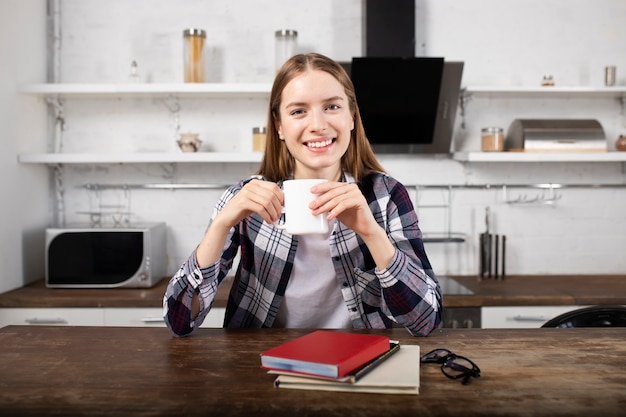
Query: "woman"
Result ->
[[164, 53, 442, 337]]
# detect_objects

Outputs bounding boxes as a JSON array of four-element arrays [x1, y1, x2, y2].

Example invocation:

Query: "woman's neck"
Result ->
[[293, 166, 342, 182]]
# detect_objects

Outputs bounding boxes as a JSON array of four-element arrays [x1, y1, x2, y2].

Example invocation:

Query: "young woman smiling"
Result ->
[[164, 53, 442, 337]]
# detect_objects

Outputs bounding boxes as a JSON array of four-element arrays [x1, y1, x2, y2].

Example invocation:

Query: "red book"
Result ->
[[260, 330, 390, 379]]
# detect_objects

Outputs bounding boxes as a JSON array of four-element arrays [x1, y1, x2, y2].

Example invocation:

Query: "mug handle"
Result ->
[[273, 209, 287, 230]]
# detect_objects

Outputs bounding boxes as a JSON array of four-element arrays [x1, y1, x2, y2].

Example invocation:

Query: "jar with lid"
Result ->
[[481, 127, 504, 152], [275, 30, 298, 72], [616, 134, 626, 152], [183, 28, 206, 83], [541, 74, 555, 86], [252, 127, 267, 152]]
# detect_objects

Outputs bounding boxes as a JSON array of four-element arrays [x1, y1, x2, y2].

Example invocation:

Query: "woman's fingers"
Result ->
[[236, 180, 283, 223], [310, 182, 363, 217]]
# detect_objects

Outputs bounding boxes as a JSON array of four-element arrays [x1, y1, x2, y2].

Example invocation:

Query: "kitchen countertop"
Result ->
[[0, 277, 230, 308], [450, 274, 626, 307], [0, 275, 624, 309], [0, 325, 624, 417]]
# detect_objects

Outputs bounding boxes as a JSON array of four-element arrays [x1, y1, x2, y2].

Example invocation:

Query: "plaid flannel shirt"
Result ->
[[164, 172, 442, 337]]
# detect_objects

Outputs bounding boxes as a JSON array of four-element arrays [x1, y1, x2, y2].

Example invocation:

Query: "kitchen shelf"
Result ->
[[20, 84, 626, 99], [18, 83, 272, 98], [17, 83, 271, 166], [18, 152, 264, 164], [19, 83, 626, 165], [19, 151, 626, 165], [453, 152, 626, 162], [463, 86, 626, 98]]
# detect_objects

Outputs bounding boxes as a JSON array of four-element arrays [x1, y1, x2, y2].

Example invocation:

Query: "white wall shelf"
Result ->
[[463, 86, 626, 98], [453, 151, 626, 162], [19, 151, 626, 165], [18, 83, 626, 165], [18, 152, 264, 164], [18, 83, 272, 98], [20, 84, 626, 99], [17, 83, 270, 165]]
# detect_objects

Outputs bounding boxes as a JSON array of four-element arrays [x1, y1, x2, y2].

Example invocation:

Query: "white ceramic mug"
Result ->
[[275, 179, 329, 235]]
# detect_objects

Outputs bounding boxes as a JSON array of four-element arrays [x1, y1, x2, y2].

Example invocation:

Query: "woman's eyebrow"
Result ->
[[323, 95, 345, 103], [284, 96, 345, 109]]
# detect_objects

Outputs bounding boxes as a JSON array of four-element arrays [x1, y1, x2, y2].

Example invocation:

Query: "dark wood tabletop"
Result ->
[[0, 325, 624, 417]]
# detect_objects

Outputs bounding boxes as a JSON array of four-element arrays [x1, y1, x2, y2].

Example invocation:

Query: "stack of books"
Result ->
[[260, 330, 420, 395]]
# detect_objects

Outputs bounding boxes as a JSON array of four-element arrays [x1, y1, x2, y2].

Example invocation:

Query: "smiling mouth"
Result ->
[[305, 138, 335, 148]]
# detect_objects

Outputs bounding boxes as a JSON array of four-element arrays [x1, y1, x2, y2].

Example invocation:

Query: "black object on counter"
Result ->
[[479, 233, 506, 280]]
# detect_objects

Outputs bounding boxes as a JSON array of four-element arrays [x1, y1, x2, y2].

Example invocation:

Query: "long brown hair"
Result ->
[[256, 53, 386, 182]]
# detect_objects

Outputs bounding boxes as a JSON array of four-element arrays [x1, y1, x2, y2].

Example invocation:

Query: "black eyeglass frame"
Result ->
[[421, 348, 481, 385]]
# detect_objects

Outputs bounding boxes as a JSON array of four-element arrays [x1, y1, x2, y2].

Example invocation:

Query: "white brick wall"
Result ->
[[45, 0, 626, 277]]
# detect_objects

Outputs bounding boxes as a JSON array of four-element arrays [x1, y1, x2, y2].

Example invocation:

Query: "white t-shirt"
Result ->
[[274, 225, 352, 328]]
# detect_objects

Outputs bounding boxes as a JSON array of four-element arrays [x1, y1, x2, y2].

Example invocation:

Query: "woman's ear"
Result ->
[[275, 121, 284, 140]]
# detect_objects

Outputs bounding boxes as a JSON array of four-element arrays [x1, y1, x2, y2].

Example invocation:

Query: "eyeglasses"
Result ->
[[420, 348, 481, 385]]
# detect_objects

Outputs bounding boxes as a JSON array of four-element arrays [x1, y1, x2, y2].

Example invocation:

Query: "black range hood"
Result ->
[[349, 0, 463, 154]]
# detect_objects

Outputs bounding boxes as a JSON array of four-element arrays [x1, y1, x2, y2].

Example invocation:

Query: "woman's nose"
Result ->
[[309, 109, 328, 132]]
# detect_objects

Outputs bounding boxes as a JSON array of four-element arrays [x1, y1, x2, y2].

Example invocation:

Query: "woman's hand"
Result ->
[[309, 181, 395, 270], [196, 179, 282, 268], [309, 181, 378, 238], [215, 179, 284, 228]]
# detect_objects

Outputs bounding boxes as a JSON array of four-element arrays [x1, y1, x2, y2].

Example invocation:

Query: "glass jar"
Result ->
[[541, 74, 555, 87], [275, 29, 298, 72], [605, 66, 616, 87], [481, 127, 504, 152], [183, 28, 206, 83], [615, 135, 626, 152], [252, 127, 267, 152]]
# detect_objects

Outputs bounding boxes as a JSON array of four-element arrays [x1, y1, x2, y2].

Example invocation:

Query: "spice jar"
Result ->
[[541, 74, 555, 87], [275, 30, 298, 72], [481, 127, 504, 152], [183, 28, 206, 83], [253, 127, 267, 152], [605, 66, 616, 87]]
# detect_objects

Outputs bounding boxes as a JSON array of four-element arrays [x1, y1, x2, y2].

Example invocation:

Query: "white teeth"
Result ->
[[306, 139, 333, 148]]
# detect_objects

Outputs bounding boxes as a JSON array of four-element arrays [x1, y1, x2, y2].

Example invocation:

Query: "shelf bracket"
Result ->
[[458, 89, 472, 130], [618, 94, 626, 127], [51, 164, 66, 226], [46, 97, 65, 153], [161, 95, 181, 141]]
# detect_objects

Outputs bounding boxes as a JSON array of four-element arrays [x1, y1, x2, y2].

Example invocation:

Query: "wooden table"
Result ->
[[0, 326, 624, 417]]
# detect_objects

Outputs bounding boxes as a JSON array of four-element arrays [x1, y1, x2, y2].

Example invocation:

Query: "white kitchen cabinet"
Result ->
[[103, 307, 225, 328], [481, 305, 587, 328], [0, 307, 226, 328], [0, 308, 105, 327]]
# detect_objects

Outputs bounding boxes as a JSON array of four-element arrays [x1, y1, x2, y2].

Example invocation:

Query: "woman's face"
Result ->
[[275, 69, 354, 181]]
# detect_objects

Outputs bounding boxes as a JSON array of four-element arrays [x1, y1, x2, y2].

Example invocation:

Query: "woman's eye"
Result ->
[[327, 104, 341, 111], [290, 109, 305, 116]]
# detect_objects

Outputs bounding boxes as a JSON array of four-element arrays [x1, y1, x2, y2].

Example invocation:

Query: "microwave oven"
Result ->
[[45, 223, 167, 288]]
